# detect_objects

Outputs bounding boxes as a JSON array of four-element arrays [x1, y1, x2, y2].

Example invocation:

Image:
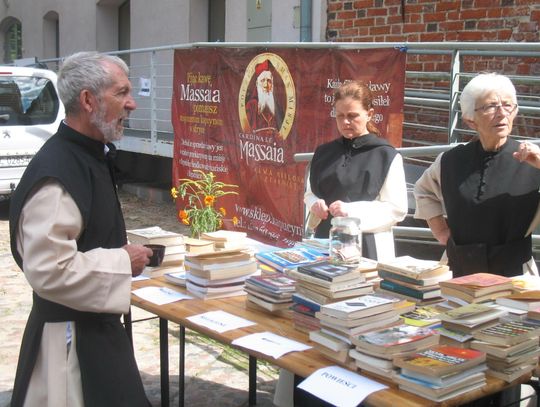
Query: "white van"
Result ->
[[0, 66, 64, 200]]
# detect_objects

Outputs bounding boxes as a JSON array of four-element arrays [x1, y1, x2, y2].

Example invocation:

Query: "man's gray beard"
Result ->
[[257, 87, 275, 115], [90, 106, 124, 143]]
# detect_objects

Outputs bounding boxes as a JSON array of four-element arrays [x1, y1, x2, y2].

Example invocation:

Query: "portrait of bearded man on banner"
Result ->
[[245, 59, 284, 137]]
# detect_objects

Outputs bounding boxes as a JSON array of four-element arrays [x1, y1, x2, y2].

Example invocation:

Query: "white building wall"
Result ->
[[0, 0, 326, 63], [225, 0, 247, 42], [272, 0, 298, 42]]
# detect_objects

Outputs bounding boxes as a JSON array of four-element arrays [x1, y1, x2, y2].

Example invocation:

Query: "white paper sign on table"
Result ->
[[132, 286, 192, 305], [132, 275, 150, 281], [297, 366, 387, 407], [187, 310, 255, 333], [232, 331, 311, 359]]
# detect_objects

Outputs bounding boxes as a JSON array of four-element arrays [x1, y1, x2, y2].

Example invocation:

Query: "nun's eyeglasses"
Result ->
[[474, 102, 518, 115]]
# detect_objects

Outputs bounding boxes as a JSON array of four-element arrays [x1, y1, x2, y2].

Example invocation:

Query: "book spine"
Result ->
[[378, 269, 426, 286], [292, 293, 322, 312], [296, 266, 334, 282], [380, 279, 427, 300]]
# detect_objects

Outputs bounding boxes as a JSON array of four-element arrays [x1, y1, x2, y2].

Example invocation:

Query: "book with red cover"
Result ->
[[394, 345, 486, 377], [439, 273, 513, 297]]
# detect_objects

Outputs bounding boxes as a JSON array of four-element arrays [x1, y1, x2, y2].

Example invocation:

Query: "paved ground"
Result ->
[[0, 188, 278, 407]]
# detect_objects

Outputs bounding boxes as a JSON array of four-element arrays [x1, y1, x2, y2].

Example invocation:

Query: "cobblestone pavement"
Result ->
[[0, 188, 278, 407]]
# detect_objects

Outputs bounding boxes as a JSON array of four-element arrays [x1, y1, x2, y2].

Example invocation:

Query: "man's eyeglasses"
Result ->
[[474, 102, 518, 115]]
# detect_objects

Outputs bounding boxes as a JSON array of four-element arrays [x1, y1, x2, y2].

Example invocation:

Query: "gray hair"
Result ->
[[58, 51, 129, 115], [460, 72, 517, 120]]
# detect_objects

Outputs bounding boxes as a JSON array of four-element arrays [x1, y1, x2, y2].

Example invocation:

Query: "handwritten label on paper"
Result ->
[[298, 366, 387, 407], [232, 331, 311, 359], [187, 310, 255, 333], [132, 286, 192, 305]]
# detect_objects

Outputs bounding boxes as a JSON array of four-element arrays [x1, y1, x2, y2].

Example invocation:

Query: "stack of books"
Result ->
[[296, 238, 330, 255], [349, 324, 440, 379], [471, 319, 540, 382], [184, 250, 258, 299], [310, 294, 402, 366], [393, 346, 487, 402], [183, 237, 215, 254], [509, 274, 540, 292], [435, 303, 507, 348], [255, 246, 325, 273], [495, 290, 540, 313], [399, 305, 442, 328], [289, 260, 373, 305], [200, 230, 248, 250], [244, 273, 296, 315], [376, 255, 451, 305], [290, 292, 322, 333], [127, 226, 186, 275], [356, 257, 380, 286], [439, 273, 514, 306]]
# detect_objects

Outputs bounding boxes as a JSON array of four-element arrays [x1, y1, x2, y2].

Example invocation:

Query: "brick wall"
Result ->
[[326, 0, 540, 145]]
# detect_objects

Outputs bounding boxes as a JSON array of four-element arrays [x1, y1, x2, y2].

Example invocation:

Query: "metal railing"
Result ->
[[39, 41, 540, 158]]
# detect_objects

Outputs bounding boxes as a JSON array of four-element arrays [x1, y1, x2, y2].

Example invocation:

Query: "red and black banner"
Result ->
[[171, 47, 406, 247]]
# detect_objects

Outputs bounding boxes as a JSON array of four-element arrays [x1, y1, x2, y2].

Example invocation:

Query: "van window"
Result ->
[[0, 76, 59, 126]]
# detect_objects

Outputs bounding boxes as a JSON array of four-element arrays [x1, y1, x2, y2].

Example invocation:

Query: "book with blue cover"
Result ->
[[255, 247, 326, 272]]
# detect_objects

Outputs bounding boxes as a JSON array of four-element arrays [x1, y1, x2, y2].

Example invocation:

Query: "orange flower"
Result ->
[[204, 195, 215, 207], [232, 216, 239, 226], [181, 218, 190, 226], [219, 207, 226, 216], [179, 210, 188, 220]]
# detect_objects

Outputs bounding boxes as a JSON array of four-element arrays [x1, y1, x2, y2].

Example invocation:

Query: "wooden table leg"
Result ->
[[159, 318, 169, 407], [249, 355, 257, 406], [179, 325, 185, 407]]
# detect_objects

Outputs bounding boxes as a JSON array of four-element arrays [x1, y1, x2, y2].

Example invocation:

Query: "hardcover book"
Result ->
[[393, 346, 486, 377]]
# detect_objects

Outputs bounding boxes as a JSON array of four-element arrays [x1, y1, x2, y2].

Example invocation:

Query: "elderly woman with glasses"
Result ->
[[414, 72, 540, 278]]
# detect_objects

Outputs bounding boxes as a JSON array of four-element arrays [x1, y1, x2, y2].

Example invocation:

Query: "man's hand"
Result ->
[[123, 244, 153, 277], [310, 199, 329, 220], [328, 200, 349, 218]]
